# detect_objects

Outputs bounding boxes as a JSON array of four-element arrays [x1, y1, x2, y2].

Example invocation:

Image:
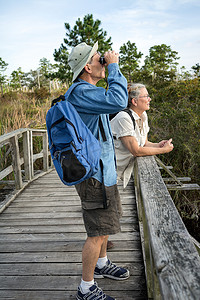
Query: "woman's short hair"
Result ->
[[127, 83, 145, 107]]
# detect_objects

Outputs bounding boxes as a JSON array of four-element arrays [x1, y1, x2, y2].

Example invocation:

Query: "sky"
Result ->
[[0, 0, 200, 77]]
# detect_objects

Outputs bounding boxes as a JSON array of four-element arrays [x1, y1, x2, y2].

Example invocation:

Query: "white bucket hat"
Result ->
[[68, 41, 98, 82]]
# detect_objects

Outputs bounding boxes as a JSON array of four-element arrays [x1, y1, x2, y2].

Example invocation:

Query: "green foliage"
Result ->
[[52, 14, 112, 84], [119, 41, 143, 82], [146, 78, 200, 240], [0, 57, 8, 95], [191, 63, 200, 78], [143, 44, 180, 84], [9, 67, 25, 89], [148, 78, 200, 184], [63, 14, 112, 52], [51, 47, 72, 84]]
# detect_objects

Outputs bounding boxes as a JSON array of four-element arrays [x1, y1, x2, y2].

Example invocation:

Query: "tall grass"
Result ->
[[0, 90, 52, 134]]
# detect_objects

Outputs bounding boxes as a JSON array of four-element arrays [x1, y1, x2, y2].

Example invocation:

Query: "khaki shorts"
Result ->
[[75, 178, 123, 237]]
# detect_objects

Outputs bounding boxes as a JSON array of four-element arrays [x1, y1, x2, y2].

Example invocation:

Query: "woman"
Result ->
[[110, 83, 174, 187]]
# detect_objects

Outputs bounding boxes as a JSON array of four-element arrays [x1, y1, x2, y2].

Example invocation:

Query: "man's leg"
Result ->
[[82, 235, 107, 281], [99, 235, 108, 258], [77, 234, 115, 300]]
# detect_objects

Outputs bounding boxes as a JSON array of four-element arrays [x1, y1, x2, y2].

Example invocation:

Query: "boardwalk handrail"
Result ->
[[0, 128, 51, 190], [134, 156, 200, 300]]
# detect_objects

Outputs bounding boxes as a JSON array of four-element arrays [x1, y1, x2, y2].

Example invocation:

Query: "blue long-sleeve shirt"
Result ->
[[66, 63, 128, 186]]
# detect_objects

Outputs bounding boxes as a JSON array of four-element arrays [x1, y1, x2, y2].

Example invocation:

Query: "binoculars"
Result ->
[[99, 56, 120, 65], [99, 57, 106, 65]]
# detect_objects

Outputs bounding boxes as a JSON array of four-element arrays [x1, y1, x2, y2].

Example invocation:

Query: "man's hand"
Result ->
[[104, 50, 119, 65]]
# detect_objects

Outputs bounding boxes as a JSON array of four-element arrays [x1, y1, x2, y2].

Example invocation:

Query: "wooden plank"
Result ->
[[155, 156, 182, 185], [0, 223, 139, 233], [0, 251, 143, 263], [0, 290, 147, 300], [23, 130, 31, 181], [0, 275, 145, 291], [166, 183, 200, 190], [0, 165, 13, 180], [15, 194, 136, 201], [15, 191, 135, 197], [0, 128, 27, 144], [42, 131, 49, 172], [0, 240, 141, 252], [163, 177, 191, 182], [0, 232, 140, 242], [0, 261, 144, 276], [135, 156, 200, 299], [10, 198, 136, 206], [2, 204, 135, 213], [10, 135, 23, 189], [0, 216, 137, 226], [0, 210, 138, 219]]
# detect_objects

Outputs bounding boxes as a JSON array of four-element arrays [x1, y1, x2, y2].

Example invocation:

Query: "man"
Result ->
[[67, 41, 129, 300]]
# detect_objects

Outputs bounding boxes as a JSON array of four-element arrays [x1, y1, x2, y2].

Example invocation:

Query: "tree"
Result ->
[[143, 44, 180, 84], [63, 14, 112, 53], [10, 68, 25, 90], [191, 63, 200, 78], [23, 70, 39, 89], [50, 47, 72, 85], [119, 41, 143, 82], [52, 14, 113, 84], [39, 58, 53, 78], [38, 58, 54, 89], [0, 57, 8, 96]]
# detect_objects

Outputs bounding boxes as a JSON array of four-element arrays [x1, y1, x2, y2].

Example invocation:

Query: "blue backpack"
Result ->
[[46, 82, 104, 186]]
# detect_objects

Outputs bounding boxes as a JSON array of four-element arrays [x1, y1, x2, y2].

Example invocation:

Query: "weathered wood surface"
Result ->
[[134, 156, 200, 300], [0, 170, 147, 300], [0, 128, 50, 189]]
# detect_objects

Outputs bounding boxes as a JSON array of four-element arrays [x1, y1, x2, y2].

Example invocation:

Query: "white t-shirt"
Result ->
[[111, 109, 150, 186]]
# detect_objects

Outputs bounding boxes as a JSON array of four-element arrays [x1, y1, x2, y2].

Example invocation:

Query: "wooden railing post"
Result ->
[[10, 135, 22, 189], [23, 130, 31, 181], [29, 130, 34, 179], [42, 131, 49, 172]]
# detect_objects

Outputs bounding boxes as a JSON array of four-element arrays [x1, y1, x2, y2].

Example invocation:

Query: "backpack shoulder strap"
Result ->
[[99, 116, 107, 142], [51, 95, 65, 107], [51, 82, 86, 107], [123, 108, 136, 130]]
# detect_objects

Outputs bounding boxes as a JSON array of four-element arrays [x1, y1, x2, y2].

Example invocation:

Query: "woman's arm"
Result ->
[[144, 137, 169, 148], [120, 135, 173, 157]]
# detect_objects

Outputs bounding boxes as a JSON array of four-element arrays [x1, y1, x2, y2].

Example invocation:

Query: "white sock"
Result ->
[[80, 278, 94, 294], [96, 255, 108, 269]]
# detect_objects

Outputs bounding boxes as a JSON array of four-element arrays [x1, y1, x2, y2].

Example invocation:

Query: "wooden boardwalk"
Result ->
[[0, 170, 147, 300]]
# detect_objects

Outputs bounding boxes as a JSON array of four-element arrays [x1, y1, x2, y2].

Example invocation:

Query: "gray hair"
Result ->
[[76, 55, 94, 80], [127, 83, 146, 107]]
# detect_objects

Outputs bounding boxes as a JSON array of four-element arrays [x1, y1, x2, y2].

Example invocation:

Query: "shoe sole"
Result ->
[[94, 272, 130, 281]]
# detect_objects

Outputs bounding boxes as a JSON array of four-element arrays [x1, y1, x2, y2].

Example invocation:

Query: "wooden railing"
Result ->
[[134, 156, 200, 300], [0, 128, 52, 190]]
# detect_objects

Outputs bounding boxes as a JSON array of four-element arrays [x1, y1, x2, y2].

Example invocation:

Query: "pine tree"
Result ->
[[0, 57, 8, 96], [52, 14, 112, 84], [119, 41, 143, 82], [143, 44, 180, 84]]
